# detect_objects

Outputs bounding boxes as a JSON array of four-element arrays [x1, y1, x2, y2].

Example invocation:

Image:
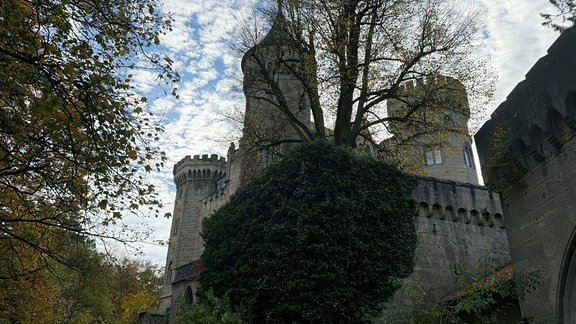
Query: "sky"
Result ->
[[128, 0, 562, 265]]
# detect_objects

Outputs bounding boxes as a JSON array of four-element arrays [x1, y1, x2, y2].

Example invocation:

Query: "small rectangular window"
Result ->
[[426, 148, 434, 166], [434, 149, 443, 164], [425, 147, 442, 165]]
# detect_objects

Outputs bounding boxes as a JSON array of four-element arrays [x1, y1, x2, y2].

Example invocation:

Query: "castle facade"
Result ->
[[158, 8, 576, 322], [158, 12, 510, 321]]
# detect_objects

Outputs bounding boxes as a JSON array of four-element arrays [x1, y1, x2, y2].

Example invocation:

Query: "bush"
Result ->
[[200, 140, 417, 323]]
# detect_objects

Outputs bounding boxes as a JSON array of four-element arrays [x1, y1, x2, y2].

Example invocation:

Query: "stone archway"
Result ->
[[184, 286, 194, 307], [559, 226, 576, 322]]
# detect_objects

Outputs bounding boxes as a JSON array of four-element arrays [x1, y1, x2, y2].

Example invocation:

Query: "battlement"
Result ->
[[173, 154, 228, 187], [395, 75, 466, 97], [476, 27, 576, 187], [401, 176, 510, 308], [388, 75, 470, 123], [414, 176, 504, 228], [174, 154, 226, 169]]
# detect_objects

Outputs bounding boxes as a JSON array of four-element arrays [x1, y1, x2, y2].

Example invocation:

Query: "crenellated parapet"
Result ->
[[395, 75, 466, 96], [173, 154, 227, 187], [396, 176, 511, 308], [413, 176, 504, 228], [387, 74, 471, 139], [474, 26, 576, 321], [390, 75, 470, 117], [475, 27, 576, 188]]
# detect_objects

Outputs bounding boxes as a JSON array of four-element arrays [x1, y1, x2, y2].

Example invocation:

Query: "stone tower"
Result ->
[[159, 154, 230, 318], [387, 75, 479, 184], [239, 11, 314, 184]]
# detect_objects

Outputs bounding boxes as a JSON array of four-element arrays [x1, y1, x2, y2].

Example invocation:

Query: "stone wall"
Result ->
[[394, 177, 510, 307], [475, 26, 576, 321], [160, 156, 510, 320]]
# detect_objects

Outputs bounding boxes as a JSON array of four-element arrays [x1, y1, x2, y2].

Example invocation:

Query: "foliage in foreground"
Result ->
[[200, 140, 417, 323], [0, 0, 177, 280], [177, 290, 243, 324], [542, 0, 576, 32], [0, 235, 163, 323], [380, 269, 541, 324]]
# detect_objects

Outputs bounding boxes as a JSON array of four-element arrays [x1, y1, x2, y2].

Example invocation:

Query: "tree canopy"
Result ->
[[199, 140, 417, 323], [0, 0, 177, 278], [237, 0, 492, 150], [542, 0, 576, 31], [0, 235, 164, 323]]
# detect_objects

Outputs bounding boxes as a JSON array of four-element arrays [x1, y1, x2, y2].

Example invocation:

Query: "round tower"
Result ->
[[239, 11, 314, 184], [386, 75, 479, 184], [159, 154, 227, 316]]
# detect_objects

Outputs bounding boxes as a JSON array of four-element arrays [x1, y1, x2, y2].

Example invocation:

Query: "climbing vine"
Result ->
[[199, 140, 417, 323]]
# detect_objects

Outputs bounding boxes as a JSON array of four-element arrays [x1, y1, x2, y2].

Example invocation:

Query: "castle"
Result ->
[[157, 8, 576, 322]]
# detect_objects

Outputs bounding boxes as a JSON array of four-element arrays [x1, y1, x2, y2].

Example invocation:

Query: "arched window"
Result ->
[[184, 286, 194, 307], [266, 61, 274, 73], [433, 204, 443, 220], [419, 202, 430, 218], [463, 145, 474, 168], [172, 218, 179, 237], [261, 149, 269, 163], [261, 141, 271, 163], [166, 261, 173, 284]]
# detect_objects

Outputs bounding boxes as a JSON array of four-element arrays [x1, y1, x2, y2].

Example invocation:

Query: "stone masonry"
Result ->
[[476, 26, 576, 321]]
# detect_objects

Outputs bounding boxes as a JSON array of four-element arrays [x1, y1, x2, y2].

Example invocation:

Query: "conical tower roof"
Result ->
[[241, 11, 293, 71], [259, 12, 292, 46]]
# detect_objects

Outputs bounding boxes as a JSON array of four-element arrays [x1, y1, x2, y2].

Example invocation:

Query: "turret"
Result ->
[[386, 75, 479, 184], [159, 154, 227, 317], [239, 11, 314, 184]]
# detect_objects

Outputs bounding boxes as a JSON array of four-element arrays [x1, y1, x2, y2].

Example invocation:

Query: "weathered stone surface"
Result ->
[[159, 153, 233, 318], [394, 177, 510, 307], [476, 26, 576, 321]]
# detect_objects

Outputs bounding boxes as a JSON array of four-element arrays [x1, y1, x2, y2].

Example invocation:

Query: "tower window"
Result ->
[[261, 141, 271, 163], [463, 145, 474, 168], [426, 147, 443, 166], [166, 261, 173, 284], [172, 218, 179, 237], [184, 286, 193, 307]]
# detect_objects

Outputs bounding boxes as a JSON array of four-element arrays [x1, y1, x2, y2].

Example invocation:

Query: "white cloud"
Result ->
[[479, 0, 558, 111]]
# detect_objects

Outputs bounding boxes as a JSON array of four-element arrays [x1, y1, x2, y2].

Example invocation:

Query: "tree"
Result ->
[[0, 0, 177, 279], [237, 0, 491, 151], [200, 140, 417, 323], [110, 258, 164, 323], [542, 0, 576, 32], [0, 236, 113, 323], [0, 235, 165, 323]]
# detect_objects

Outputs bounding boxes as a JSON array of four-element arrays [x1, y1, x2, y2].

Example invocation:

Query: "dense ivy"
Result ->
[[200, 140, 417, 323]]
